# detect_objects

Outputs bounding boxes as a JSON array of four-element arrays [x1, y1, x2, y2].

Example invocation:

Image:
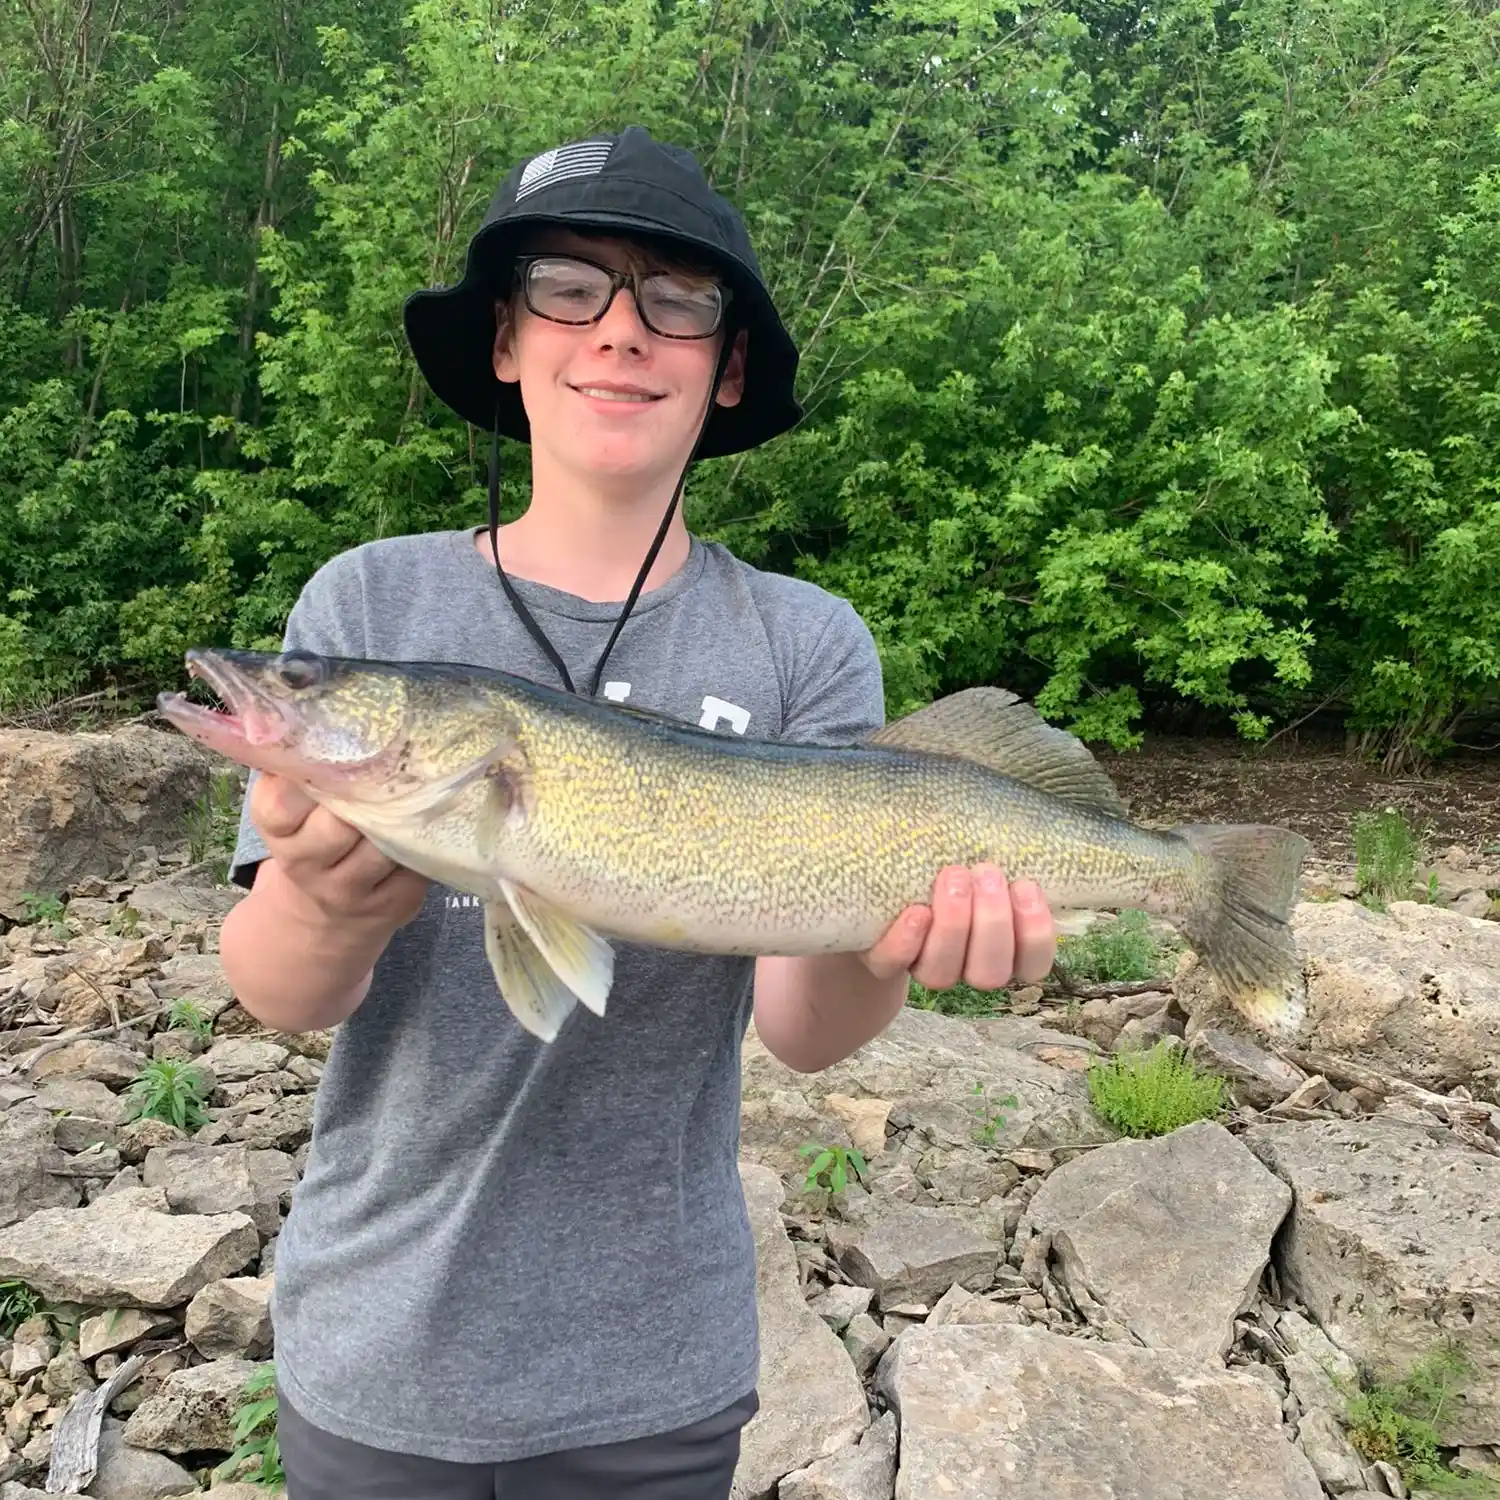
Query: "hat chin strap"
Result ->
[[487, 332, 737, 698]]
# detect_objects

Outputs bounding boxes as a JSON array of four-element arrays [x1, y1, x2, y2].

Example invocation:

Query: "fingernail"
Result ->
[[907, 909, 930, 932], [946, 870, 969, 898], [977, 866, 1003, 895]]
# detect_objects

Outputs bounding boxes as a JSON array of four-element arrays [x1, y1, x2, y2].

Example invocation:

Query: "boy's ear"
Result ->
[[714, 326, 749, 408], [492, 299, 519, 384]]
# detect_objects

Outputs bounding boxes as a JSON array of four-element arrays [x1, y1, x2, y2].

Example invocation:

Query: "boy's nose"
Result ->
[[590, 282, 651, 350]]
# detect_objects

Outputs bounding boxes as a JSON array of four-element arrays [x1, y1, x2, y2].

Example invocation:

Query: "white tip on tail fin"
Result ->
[[482, 887, 615, 1042], [1172, 824, 1311, 1038]]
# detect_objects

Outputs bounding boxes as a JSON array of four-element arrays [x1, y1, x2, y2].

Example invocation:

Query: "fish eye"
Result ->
[[276, 652, 325, 691]]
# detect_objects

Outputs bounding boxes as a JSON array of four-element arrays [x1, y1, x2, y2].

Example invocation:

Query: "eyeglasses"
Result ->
[[514, 254, 730, 340]]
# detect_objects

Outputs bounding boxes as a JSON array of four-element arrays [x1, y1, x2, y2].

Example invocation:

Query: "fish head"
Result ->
[[156, 648, 516, 807]]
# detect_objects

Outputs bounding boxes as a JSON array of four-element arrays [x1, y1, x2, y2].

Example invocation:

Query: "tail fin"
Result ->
[[1172, 824, 1311, 1036]]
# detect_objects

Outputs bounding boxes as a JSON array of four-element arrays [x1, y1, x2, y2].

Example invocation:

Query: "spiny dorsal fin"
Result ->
[[866, 687, 1127, 817]]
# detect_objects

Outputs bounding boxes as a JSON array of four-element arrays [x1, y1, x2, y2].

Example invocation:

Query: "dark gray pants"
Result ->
[[277, 1385, 759, 1500]]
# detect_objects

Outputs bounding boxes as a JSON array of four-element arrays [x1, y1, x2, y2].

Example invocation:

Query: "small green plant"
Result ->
[[1354, 808, 1421, 910], [907, 978, 1010, 1017], [165, 997, 214, 1041], [0, 1280, 42, 1338], [970, 1080, 1019, 1146], [106, 905, 142, 937], [123, 1059, 212, 1132], [798, 1141, 868, 1196], [1055, 910, 1174, 985], [1346, 1347, 1498, 1495], [213, 1363, 283, 1487], [187, 769, 242, 882], [1087, 1041, 1228, 1138], [17, 891, 71, 940]]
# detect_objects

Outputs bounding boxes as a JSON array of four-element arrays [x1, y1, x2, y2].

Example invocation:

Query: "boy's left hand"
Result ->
[[858, 863, 1057, 992]]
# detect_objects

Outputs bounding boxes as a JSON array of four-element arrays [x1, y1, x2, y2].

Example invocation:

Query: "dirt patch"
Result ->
[[1098, 735, 1500, 868]]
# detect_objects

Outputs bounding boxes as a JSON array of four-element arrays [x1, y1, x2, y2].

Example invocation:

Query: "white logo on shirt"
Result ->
[[599, 682, 750, 735]]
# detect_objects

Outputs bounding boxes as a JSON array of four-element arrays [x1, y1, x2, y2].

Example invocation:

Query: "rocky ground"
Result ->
[[1, 723, 1499, 1499]]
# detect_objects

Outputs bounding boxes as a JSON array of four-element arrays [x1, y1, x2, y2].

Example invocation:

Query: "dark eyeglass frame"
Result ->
[[513, 253, 732, 340]]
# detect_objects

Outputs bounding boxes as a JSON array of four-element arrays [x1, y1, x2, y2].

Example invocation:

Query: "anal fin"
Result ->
[[500, 880, 615, 1020]]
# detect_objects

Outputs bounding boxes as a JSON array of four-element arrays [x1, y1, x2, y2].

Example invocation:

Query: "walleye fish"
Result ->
[[157, 648, 1311, 1043]]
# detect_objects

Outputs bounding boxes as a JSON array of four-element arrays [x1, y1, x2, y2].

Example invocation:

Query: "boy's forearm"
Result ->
[[218, 863, 388, 1033], [752, 952, 909, 1073]]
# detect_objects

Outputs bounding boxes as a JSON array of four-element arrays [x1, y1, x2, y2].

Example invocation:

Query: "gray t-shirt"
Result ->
[[229, 526, 886, 1463]]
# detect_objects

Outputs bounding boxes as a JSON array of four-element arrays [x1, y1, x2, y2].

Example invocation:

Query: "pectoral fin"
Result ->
[[485, 901, 589, 1042], [499, 880, 615, 1020]]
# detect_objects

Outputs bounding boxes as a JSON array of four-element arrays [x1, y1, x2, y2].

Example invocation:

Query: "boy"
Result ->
[[219, 127, 1056, 1499]]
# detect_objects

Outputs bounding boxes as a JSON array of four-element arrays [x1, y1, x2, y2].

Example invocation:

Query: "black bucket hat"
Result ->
[[402, 126, 802, 459]]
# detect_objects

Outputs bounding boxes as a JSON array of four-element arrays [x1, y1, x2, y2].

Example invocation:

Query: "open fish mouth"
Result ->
[[155, 649, 292, 752]]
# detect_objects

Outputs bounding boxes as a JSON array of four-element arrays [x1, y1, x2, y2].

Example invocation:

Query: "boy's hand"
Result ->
[[249, 772, 429, 933], [858, 863, 1056, 992]]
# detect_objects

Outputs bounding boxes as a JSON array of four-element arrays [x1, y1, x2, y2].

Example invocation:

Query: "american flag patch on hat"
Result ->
[[515, 138, 615, 200]]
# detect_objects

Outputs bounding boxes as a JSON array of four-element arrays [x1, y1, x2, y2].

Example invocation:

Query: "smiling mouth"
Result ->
[[571, 385, 663, 403]]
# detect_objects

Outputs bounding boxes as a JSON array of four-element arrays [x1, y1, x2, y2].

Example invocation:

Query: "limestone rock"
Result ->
[[778, 1411, 897, 1500], [127, 875, 243, 927], [0, 1103, 80, 1227], [87, 1418, 198, 1500], [876, 1323, 1324, 1499], [185, 1276, 273, 1359], [141, 1143, 291, 1238], [149, 953, 235, 1018], [1245, 1118, 1500, 1445], [729, 1163, 866, 1500], [833, 1205, 999, 1310], [807, 1284, 873, 1334], [121, 1359, 266, 1454], [1186, 1028, 1306, 1108], [79, 1309, 179, 1362], [1297, 1407, 1366, 1493], [1019, 1121, 1291, 1360], [0, 725, 212, 916], [0, 1185, 257, 1308], [115, 1119, 187, 1166], [29, 1042, 143, 1089], [1181, 899, 1500, 1088], [201, 1039, 289, 1085]]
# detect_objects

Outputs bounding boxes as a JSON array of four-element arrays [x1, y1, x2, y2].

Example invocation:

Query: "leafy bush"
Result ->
[[1056, 911, 1175, 986], [907, 979, 1010, 1018], [797, 1142, 867, 1197], [1354, 809, 1421, 910], [164, 997, 214, 1042], [123, 1059, 212, 1132], [0, 1280, 43, 1338], [1087, 1043, 1228, 1138], [1347, 1347, 1498, 1496], [214, 1363, 283, 1488]]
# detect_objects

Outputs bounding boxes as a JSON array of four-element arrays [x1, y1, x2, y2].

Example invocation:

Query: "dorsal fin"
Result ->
[[865, 687, 1127, 817]]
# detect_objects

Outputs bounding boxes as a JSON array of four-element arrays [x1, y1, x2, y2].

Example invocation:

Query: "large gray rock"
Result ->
[[741, 1008, 1112, 1226], [876, 1324, 1324, 1500], [0, 725, 211, 917], [0, 1103, 80, 1227], [87, 1418, 198, 1499], [1018, 1121, 1292, 1360], [1181, 900, 1500, 1088], [201, 1039, 289, 1085], [121, 1359, 266, 1454], [185, 1276, 273, 1359], [1245, 1119, 1500, 1445], [1186, 1029, 1306, 1108], [730, 1164, 866, 1500], [1276, 1308, 1359, 1417], [0, 1185, 258, 1308], [832, 1206, 999, 1310], [141, 1143, 291, 1238], [149, 953, 236, 1018], [29, 1041, 144, 1089], [79, 1309, 178, 1362], [778, 1411, 897, 1500], [1296, 1407, 1366, 1494]]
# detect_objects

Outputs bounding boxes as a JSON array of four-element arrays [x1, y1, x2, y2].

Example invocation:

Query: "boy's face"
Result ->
[[491, 228, 748, 489]]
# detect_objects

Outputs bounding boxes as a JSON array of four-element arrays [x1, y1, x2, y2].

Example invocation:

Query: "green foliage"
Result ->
[[213, 1363, 283, 1488], [1346, 1347, 1498, 1496], [16, 892, 71, 940], [1056, 911, 1175, 986], [907, 978, 1009, 1018], [0, 1280, 43, 1339], [2, 0, 1499, 759], [123, 1058, 211, 1132], [1087, 1042, 1228, 1138], [107, 905, 142, 937], [187, 769, 242, 881], [1354, 809, 1421, 910], [164, 997, 214, 1041], [798, 1142, 867, 1197], [970, 1081, 1019, 1147]]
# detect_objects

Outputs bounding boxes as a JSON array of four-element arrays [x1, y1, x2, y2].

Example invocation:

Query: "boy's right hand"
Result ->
[[250, 772, 430, 934]]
